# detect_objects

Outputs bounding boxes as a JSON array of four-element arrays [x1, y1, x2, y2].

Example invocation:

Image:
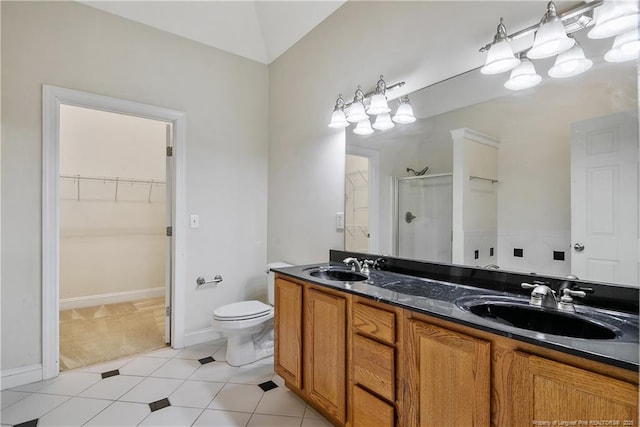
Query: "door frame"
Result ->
[[42, 85, 187, 379], [345, 146, 379, 254]]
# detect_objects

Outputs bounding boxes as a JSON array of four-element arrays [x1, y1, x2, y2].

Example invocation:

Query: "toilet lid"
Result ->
[[213, 300, 272, 320]]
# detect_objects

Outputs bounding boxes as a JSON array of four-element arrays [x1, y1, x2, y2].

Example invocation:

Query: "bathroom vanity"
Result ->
[[272, 251, 639, 427]]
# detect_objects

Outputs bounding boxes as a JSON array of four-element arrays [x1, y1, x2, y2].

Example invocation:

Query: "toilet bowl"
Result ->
[[211, 262, 291, 367]]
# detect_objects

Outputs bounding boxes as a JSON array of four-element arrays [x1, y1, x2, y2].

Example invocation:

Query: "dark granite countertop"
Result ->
[[273, 262, 640, 372]]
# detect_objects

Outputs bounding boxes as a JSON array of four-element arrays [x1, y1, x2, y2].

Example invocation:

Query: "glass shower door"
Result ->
[[397, 174, 453, 262]]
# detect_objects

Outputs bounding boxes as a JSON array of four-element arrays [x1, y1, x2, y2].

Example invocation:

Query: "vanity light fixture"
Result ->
[[367, 76, 392, 115], [328, 95, 349, 129], [353, 118, 375, 135], [504, 57, 542, 91], [372, 113, 395, 130], [527, 1, 575, 59], [588, 0, 639, 40], [548, 39, 593, 78], [392, 96, 417, 124], [346, 86, 368, 123], [480, 18, 521, 75], [329, 75, 412, 134], [604, 28, 640, 62]]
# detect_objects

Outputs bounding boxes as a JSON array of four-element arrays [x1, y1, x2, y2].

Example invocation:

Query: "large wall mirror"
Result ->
[[345, 30, 638, 287]]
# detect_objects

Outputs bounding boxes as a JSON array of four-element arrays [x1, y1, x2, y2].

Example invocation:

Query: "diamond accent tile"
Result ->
[[258, 380, 278, 392], [101, 369, 120, 379], [149, 397, 171, 412]]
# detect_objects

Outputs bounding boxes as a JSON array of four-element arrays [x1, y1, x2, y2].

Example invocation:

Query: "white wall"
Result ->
[[1, 1, 268, 374], [59, 105, 167, 303], [267, 1, 552, 265]]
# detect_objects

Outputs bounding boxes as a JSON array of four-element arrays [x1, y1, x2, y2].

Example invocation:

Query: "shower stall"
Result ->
[[394, 174, 453, 262]]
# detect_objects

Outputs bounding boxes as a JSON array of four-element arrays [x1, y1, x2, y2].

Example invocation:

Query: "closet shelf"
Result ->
[[60, 174, 166, 202]]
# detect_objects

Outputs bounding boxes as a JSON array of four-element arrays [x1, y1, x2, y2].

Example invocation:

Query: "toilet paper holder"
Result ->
[[196, 275, 223, 286]]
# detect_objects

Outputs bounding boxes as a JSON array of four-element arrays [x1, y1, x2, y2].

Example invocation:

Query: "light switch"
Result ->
[[336, 212, 345, 230], [190, 214, 200, 228]]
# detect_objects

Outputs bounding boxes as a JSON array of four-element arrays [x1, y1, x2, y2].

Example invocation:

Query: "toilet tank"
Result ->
[[266, 262, 292, 305]]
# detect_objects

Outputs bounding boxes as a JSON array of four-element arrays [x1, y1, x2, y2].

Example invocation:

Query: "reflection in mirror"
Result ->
[[344, 31, 638, 287]]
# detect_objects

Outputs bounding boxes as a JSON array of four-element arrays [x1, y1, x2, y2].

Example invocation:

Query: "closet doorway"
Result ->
[[42, 85, 187, 379], [58, 105, 171, 371]]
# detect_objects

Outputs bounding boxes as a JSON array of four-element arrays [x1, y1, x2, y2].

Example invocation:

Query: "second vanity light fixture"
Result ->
[[480, 0, 639, 90], [328, 75, 416, 135]]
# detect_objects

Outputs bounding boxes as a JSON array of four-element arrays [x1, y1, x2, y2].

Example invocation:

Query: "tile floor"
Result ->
[[1, 339, 332, 427]]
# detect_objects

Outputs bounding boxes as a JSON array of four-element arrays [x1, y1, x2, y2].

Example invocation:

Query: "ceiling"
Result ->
[[81, 1, 345, 64]]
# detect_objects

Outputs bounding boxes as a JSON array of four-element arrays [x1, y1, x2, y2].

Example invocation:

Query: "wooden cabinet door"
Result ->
[[274, 278, 302, 389], [509, 351, 638, 426], [353, 386, 394, 427], [304, 287, 347, 423], [406, 319, 490, 427]]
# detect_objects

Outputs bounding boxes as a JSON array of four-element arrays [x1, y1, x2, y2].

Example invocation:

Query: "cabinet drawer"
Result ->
[[352, 334, 395, 401], [353, 386, 394, 427], [353, 303, 395, 344]]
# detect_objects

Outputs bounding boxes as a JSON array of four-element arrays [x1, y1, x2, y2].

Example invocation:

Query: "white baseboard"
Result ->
[[60, 287, 164, 310], [1, 364, 43, 390], [183, 327, 225, 348]]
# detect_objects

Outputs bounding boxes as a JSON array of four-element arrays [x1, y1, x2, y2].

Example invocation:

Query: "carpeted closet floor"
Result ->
[[59, 297, 166, 371]]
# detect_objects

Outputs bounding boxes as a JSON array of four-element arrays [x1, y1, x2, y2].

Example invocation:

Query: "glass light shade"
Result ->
[[604, 29, 640, 62], [367, 93, 391, 115], [346, 102, 367, 123], [392, 102, 416, 124], [527, 20, 575, 59], [481, 39, 521, 75], [548, 44, 593, 78], [588, 0, 639, 39], [504, 59, 542, 90], [372, 113, 395, 130], [328, 109, 349, 128], [353, 118, 374, 135]]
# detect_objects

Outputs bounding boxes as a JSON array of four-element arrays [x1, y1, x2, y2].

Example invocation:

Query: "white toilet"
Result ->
[[211, 262, 291, 367]]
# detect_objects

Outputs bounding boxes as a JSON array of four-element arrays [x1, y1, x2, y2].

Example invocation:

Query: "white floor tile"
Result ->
[[0, 393, 69, 425], [271, 374, 285, 387], [247, 413, 302, 426], [9, 378, 56, 393], [254, 387, 306, 417], [212, 345, 228, 362], [36, 372, 102, 396], [168, 380, 224, 408], [144, 347, 184, 359], [37, 397, 111, 426], [79, 357, 132, 373], [1, 390, 30, 410], [119, 357, 168, 376], [302, 417, 333, 426], [119, 377, 183, 404], [79, 375, 145, 400], [150, 358, 201, 379], [228, 362, 274, 385], [193, 409, 251, 427], [84, 401, 150, 426], [175, 343, 224, 360], [303, 404, 325, 419], [208, 383, 264, 413], [138, 406, 203, 426], [188, 361, 240, 382]]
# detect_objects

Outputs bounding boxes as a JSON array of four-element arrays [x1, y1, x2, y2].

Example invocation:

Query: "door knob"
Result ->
[[573, 243, 585, 252]]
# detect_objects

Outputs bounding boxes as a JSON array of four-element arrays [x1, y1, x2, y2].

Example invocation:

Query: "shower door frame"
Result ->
[[42, 85, 187, 379], [392, 173, 453, 258]]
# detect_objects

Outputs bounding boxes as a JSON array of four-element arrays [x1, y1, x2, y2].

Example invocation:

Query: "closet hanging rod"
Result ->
[[60, 174, 166, 185], [469, 175, 499, 184]]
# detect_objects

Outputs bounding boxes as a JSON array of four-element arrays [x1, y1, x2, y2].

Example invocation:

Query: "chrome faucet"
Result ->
[[343, 257, 363, 272], [521, 282, 558, 309]]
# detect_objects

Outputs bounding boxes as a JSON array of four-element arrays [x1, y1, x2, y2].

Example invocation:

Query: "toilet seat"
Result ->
[[213, 300, 272, 321]]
